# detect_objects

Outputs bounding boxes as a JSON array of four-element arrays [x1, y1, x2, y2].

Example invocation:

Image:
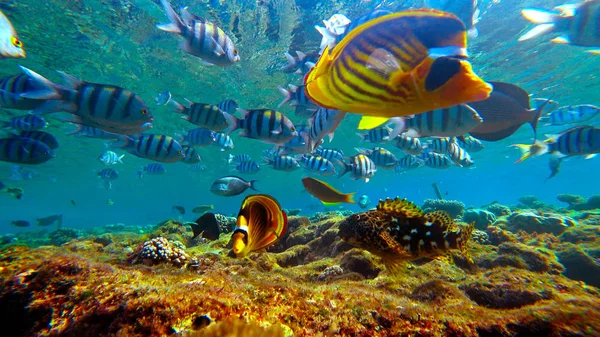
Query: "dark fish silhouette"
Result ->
[[36, 214, 63, 227], [172, 205, 185, 215], [11, 220, 30, 227], [189, 212, 221, 241]]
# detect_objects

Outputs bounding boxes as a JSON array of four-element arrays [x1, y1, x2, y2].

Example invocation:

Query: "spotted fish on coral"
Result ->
[[338, 197, 474, 272]]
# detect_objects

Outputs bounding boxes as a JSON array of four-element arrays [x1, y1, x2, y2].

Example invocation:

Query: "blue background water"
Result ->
[[0, 0, 598, 234]]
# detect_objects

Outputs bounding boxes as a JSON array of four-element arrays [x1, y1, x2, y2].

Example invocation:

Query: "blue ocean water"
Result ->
[[0, 0, 598, 234]]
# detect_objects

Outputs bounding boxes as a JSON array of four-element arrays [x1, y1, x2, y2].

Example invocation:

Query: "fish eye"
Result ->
[[233, 48, 238, 55], [11, 37, 23, 48], [178, 150, 183, 155], [290, 126, 296, 132], [44, 151, 49, 155], [141, 109, 148, 115]]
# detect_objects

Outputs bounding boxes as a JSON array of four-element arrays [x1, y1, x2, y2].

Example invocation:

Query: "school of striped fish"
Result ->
[[0, 0, 599, 226]]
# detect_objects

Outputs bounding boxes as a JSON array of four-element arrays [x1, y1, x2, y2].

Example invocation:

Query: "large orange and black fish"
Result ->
[[231, 194, 288, 258], [304, 9, 492, 130]]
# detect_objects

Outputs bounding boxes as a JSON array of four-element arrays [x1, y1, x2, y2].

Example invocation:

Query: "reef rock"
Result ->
[[486, 203, 511, 216], [421, 199, 465, 219], [556, 244, 600, 288], [462, 209, 497, 230], [506, 211, 576, 235], [340, 249, 382, 279], [497, 242, 564, 274], [557, 194, 600, 211], [461, 282, 551, 309]]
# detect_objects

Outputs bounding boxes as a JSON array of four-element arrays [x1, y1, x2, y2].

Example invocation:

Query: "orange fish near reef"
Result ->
[[302, 176, 355, 206], [304, 9, 492, 130], [231, 194, 288, 258]]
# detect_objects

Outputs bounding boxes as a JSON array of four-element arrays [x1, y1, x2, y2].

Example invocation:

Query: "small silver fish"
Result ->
[[0, 10, 25, 59], [98, 150, 125, 165]]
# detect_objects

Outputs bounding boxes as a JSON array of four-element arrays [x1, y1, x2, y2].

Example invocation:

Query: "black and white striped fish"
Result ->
[[428, 137, 455, 154], [0, 137, 54, 164], [457, 135, 484, 152], [66, 125, 122, 140], [313, 147, 344, 163], [138, 163, 166, 178], [181, 146, 201, 164], [175, 128, 215, 147], [217, 99, 238, 115], [225, 109, 298, 145], [111, 134, 185, 163], [157, 0, 240, 66], [306, 108, 346, 151], [234, 160, 260, 174], [212, 132, 234, 151], [278, 84, 318, 111], [16, 131, 58, 150], [339, 154, 377, 182], [356, 147, 398, 170], [395, 155, 423, 172], [356, 126, 391, 143], [0, 114, 46, 131], [263, 155, 299, 172], [389, 105, 483, 139], [513, 125, 600, 162], [422, 152, 453, 169], [98, 168, 119, 180], [395, 134, 423, 156], [544, 104, 600, 125], [0, 67, 62, 110], [300, 154, 337, 176], [448, 142, 474, 167], [227, 153, 252, 164], [171, 99, 229, 131]]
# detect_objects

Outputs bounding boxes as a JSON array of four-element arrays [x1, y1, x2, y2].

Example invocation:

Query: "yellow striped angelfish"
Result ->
[[304, 9, 492, 130]]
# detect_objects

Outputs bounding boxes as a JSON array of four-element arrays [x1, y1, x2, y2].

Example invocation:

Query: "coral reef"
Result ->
[[557, 194, 600, 211], [127, 237, 192, 267], [506, 211, 576, 235], [421, 199, 465, 219], [462, 209, 497, 230], [485, 203, 511, 216]]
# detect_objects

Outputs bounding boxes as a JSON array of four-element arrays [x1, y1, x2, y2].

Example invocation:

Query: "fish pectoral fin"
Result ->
[[211, 38, 226, 56], [550, 36, 570, 44], [585, 154, 597, 160], [366, 48, 402, 76], [586, 50, 600, 55], [321, 201, 341, 207], [357, 116, 390, 130]]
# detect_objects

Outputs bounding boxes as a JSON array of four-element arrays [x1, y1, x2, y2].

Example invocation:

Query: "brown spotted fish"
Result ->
[[338, 198, 474, 273]]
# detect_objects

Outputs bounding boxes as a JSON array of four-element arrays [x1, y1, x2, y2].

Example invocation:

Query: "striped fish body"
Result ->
[[212, 132, 234, 151], [301, 154, 337, 176], [0, 73, 53, 110], [402, 104, 483, 137], [181, 146, 201, 164], [553, 1, 600, 47], [264, 155, 299, 172], [358, 147, 398, 169], [118, 134, 185, 163], [235, 160, 260, 174], [173, 101, 229, 131], [423, 152, 452, 169], [357, 126, 391, 143], [68, 125, 121, 140], [428, 137, 454, 154], [98, 168, 119, 180], [0, 137, 54, 164], [396, 155, 422, 171], [457, 135, 484, 152], [227, 153, 252, 164], [340, 154, 377, 182], [395, 134, 423, 155], [217, 99, 238, 115], [548, 105, 600, 125], [55, 74, 153, 130], [335, 10, 393, 43], [550, 126, 600, 157], [142, 163, 167, 175], [188, 163, 207, 172], [307, 108, 346, 151], [304, 10, 492, 119], [448, 142, 474, 167], [280, 124, 309, 154], [1, 115, 46, 131], [228, 109, 298, 145], [0, 10, 25, 59], [16, 131, 58, 149], [314, 147, 345, 163], [177, 128, 215, 146], [98, 150, 124, 165], [278, 84, 318, 110], [157, 0, 240, 66]]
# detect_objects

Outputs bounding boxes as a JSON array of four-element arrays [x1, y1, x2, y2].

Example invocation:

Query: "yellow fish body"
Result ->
[[304, 9, 492, 130], [232, 194, 288, 258]]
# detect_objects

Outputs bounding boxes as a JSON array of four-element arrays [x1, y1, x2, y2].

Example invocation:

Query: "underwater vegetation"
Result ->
[[1, 194, 600, 336]]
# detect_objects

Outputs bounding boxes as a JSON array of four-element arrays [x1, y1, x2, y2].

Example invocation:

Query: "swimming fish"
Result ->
[[338, 197, 474, 273], [66, 125, 122, 140], [519, 0, 600, 53], [217, 99, 239, 115], [313, 147, 344, 163], [231, 194, 288, 258], [138, 163, 167, 178], [36, 214, 63, 227], [281, 50, 318, 74], [468, 82, 548, 142], [263, 155, 299, 172], [356, 126, 392, 144], [456, 134, 484, 152], [98, 150, 124, 165], [210, 176, 258, 197], [339, 154, 376, 182], [172, 205, 186, 215], [390, 104, 483, 139], [111, 134, 185, 163], [192, 205, 215, 214], [0, 115, 47, 132], [225, 109, 298, 145], [227, 153, 252, 164], [305, 108, 346, 152], [11, 220, 30, 227], [543, 104, 600, 126], [395, 135, 424, 155], [156, 0, 240, 66], [512, 125, 600, 163], [98, 168, 118, 190], [356, 147, 398, 170], [358, 194, 371, 209], [396, 155, 423, 171], [421, 152, 453, 169], [181, 146, 201, 164], [155, 90, 172, 106], [304, 9, 492, 130], [447, 142, 474, 167], [315, 13, 352, 54], [300, 154, 337, 176], [170, 99, 229, 131], [301, 176, 355, 206], [14, 131, 58, 150], [0, 10, 25, 59], [234, 160, 260, 174], [0, 137, 55, 164], [212, 132, 234, 151], [189, 212, 220, 240], [0, 181, 23, 200], [0, 69, 62, 111]]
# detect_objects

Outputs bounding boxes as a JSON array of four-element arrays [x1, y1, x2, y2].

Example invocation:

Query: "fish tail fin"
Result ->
[[345, 192, 357, 204], [531, 98, 552, 140], [174, 133, 185, 143], [355, 132, 367, 142], [338, 163, 351, 178], [223, 112, 239, 135], [277, 86, 292, 107], [156, 0, 185, 34], [280, 52, 296, 71], [188, 222, 202, 239], [169, 99, 186, 114], [248, 180, 259, 191], [118, 154, 125, 163], [107, 135, 133, 150], [65, 123, 84, 136], [518, 9, 557, 42], [17, 66, 66, 101], [315, 25, 337, 54], [511, 140, 548, 163], [387, 117, 406, 140], [262, 156, 273, 165]]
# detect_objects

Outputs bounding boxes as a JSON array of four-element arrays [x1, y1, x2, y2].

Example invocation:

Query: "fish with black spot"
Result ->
[[338, 197, 474, 273]]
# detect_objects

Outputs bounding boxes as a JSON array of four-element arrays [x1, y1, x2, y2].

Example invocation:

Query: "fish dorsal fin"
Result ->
[[358, 116, 390, 130], [377, 197, 423, 218], [424, 210, 454, 231], [489, 81, 531, 109], [366, 48, 401, 76], [181, 7, 207, 25]]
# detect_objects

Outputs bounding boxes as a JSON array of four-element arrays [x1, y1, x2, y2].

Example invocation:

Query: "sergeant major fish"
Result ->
[[211, 132, 234, 151], [181, 146, 201, 164], [543, 104, 600, 125], [234, 160, 260, 174], [263, 155, 299, 172], [389, 104, 483, 139], [300, 154, 337, 176], [0, 137, 54, 164], [339, 154, 376, 182], [138, 163, 167, 178], [305, 108, 346, 152], [225, 109, 298, 145], [14, 131, 58, 150], [0, 114, 46, 132], [512, 125, 600, 162], [0, 10, 25, 59], [156, 0, 240, 66], [98, 150, 124, 165], [356, 147, 398, 170], [110, 134, 185, 163], [175, 128, 215, 147], [170, 99, 229, 131]]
